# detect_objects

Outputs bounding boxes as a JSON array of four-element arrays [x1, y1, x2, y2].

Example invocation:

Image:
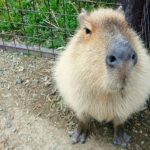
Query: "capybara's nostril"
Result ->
[[106, 55, 118, 68], [131, 51, 137, 65]]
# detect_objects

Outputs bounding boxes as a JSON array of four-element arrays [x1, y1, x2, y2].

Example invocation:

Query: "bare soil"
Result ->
[[0, 50, 149, 150]]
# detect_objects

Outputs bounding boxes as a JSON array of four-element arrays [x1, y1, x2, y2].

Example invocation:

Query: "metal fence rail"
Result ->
[[0, 0, 149, 58]]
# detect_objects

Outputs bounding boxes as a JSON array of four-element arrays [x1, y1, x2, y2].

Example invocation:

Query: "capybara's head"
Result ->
[[72, 8, 145, 93]]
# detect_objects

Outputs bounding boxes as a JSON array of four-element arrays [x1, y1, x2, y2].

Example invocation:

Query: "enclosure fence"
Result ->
[[0, 0, 149, 58]]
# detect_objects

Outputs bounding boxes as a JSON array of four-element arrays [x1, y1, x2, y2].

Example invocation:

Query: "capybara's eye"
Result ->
[[84, 27, 92, 34]]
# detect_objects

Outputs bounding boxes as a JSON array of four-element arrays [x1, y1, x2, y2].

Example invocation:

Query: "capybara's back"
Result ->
[[54, 8, 150, 148]]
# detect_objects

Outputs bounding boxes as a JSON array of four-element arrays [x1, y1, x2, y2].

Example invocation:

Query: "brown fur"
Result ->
[[54, 8, 150, 137]]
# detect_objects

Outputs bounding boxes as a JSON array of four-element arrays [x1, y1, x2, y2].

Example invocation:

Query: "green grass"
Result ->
[[0, 0, 116, 49]]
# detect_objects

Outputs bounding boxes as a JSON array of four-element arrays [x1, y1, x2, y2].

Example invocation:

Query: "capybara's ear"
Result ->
[[78, 8, 89, 25], [116, 5, 124, 14]]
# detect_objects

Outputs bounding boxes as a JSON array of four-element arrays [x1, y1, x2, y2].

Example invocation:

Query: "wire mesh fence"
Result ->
[[0, 0, 149, 58]]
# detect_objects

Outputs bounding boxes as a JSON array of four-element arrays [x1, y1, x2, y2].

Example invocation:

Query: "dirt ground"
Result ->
[[0, 50, 149, 150]]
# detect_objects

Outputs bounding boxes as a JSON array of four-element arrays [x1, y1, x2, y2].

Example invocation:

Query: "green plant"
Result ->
[[0, 0, 115, 49]]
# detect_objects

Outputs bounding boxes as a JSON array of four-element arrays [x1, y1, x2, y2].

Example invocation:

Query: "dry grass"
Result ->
[[0, 50, 149, 150]]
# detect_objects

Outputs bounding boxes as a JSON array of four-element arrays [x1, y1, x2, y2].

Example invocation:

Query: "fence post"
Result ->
[[116, 0, 150, 48]]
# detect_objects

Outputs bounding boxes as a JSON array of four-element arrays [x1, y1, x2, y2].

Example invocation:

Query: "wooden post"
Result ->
[[116, 0, 150, 48]]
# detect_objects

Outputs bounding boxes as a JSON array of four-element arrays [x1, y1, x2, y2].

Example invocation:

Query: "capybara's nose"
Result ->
[[106, 40, 137, 68]]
